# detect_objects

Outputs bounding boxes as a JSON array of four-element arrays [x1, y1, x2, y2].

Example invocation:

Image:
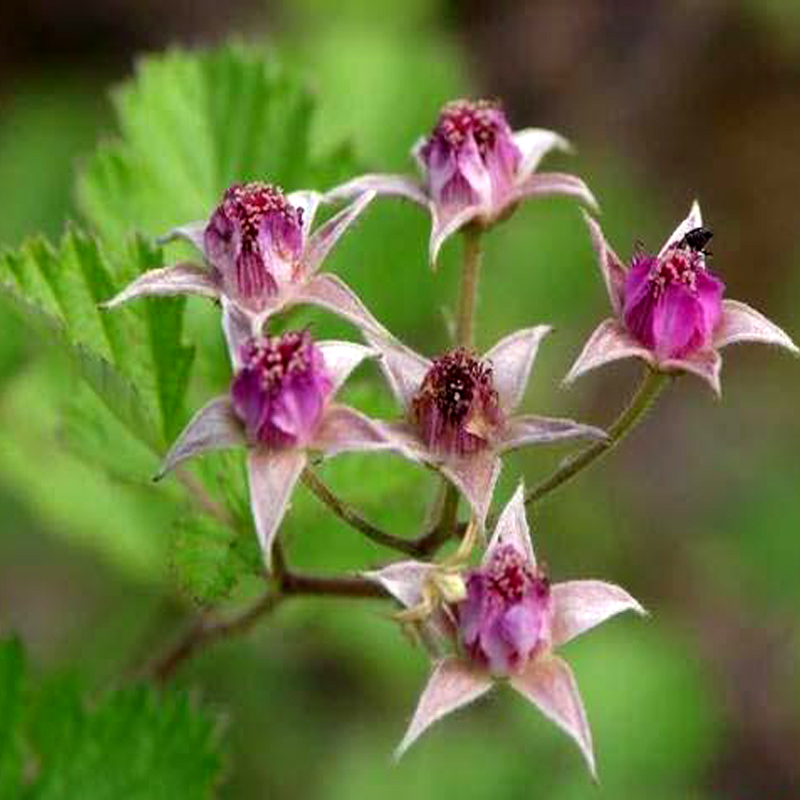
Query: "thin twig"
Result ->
[[151, 590, 284, 684], [150, 554, 389, 683], [525, 367, 670, 507], [281, 571, 387, 599], [301, 468, 420, 556]]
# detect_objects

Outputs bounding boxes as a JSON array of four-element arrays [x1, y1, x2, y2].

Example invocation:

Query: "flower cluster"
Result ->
[[106, 98, 796, 777]]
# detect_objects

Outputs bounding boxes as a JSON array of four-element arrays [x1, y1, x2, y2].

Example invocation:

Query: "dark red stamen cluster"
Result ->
[[487, 545, 542, 604], [432, 100, 504, 159], [415, 349, 496, 426], [412, 349, 501, 456], [240, 331, 313, 394], [222, 182, 303, 248], [647, 246, 702, 300]]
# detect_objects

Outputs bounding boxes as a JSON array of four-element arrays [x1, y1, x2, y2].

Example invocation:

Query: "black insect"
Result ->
[[678, 226, 713, 255]]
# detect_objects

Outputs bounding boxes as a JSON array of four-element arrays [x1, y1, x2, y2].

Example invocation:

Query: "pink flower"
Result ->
[[230, 331, 333, 449], [326, 99, 597, 266], [156, 330, 396, 568], [102, 182, 384, 353], [367, 327, 606, 524], [366, 485, 646, 776], [566, 202, 798, 394]]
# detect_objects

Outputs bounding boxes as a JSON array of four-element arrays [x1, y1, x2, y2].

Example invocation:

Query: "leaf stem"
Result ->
[[301, 468, 421, 556], [150, 550, 389, 683], [524, 366, 670, 506]]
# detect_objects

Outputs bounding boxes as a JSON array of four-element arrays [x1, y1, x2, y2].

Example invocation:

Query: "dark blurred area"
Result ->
[[1, 2, 798, 798]]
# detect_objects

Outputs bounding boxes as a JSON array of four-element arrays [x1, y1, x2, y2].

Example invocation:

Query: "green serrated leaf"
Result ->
[[27, 686, 223, 800], [169, 450, 262, 605], [77, 44, 357, 243], [0, 229, 194, 450], [1, 638, 224, 800]]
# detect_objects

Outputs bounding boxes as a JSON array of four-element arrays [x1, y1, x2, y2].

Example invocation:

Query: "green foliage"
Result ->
[[0, 638, 223, 800], [0, 44, 367, 602], [169, 452, 262, 606], [77, 45, 355, 243], [0, 637, 24, 797], [0, 229, 192, 451]]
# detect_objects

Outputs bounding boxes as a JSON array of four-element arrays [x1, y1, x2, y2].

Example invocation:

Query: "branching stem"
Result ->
[[151, 549, 388, 683]]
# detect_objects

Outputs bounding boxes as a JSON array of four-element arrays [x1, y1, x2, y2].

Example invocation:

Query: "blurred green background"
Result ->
[[1, 1, 799, 797]]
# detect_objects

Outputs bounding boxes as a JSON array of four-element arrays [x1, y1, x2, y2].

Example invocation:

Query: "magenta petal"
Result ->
[[582, 212, 627, 314], [483, 326, 551, 413], [695, 269, 725, 337], [294, 273, 387, 337], [498, 414, 607, 453], [303, 191, 376, 277], [324, 174, 428, 207], [622, 255, 659, 349], [484, 483, 535, 566], [439, 450, 502, 526], [564, 319, 655, 384], [509, 655, 596, 779], [396, 658, 493, 759], [501, 603, 544, 663], [311, 404, 393, 457], [514, 172, 599, 213], [652, 284, 704, 359], [158, 396, 244, 478], [101, 263, 219, 309], [551, 580, 646, 648], [661, 349, 722, 396], [713, 299, 799, 354], [247, 447, 306, 569]]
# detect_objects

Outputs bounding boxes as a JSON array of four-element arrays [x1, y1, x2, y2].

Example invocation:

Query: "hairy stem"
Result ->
[[151, 559, 388, 683], [151, 590, 284, 683], [525, 367, 670, 506], [301, 468, 420, 556], [456, 225, 483, 349]]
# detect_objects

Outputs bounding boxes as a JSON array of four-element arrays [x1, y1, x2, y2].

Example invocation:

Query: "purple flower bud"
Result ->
[[411, 349, 503, 456], [204, 183, 305, 311], [457, 544, 553, 676], [622, 244, 725, 360], [418, 100, 522, 218], [231, 330, 333, 449]]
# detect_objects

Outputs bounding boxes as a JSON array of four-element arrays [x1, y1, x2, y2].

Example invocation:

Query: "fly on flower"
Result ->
[[155, 329, 400, 567], [565, 201, 798, 394], [365, 484, 645, 776], [326, 99, 598, 267], [102, 182, 385, 358], [366, 326, 607, 524]]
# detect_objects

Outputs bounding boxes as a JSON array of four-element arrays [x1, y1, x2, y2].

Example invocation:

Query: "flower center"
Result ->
[[240, 330, 315, 395], [223, 182, 304, 254], [646, 245, 703, 300], [231, 330, 333, 449], [412, 349, 501, 455], [432, 99, 504, 160], [487, 545, 545, 605]]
